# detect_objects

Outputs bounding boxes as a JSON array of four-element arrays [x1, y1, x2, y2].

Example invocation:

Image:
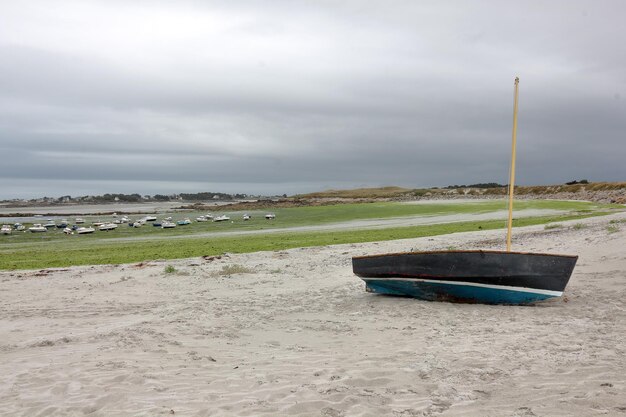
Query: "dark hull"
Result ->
[[352, 250, 577, 304]]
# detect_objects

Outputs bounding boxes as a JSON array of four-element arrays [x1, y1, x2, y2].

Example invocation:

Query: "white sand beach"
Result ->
[[1, 213, 625, 416]]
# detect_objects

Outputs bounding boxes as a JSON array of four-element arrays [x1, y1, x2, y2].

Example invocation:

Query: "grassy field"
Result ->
[[0, 200, 621, 270]]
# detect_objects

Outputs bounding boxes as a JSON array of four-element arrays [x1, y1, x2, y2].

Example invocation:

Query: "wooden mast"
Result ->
[[506, 77, 520, 252]]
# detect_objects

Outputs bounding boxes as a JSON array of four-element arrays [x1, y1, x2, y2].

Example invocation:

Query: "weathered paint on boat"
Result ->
[[352, 250, 577, 305]]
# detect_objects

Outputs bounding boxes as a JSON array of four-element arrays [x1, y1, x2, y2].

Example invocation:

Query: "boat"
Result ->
[[75, 217, 85, 224], [206, 214, 214, 220], [63, 227, 73, 235], [29, 224, 47, 233], [213, 215, 230, 222], [1, 225, 12, 235], [152, 221, 162, 227], [196, 216, 208, 222], [98, 223, 118, 231], [14, 223, 25, 231], [56, 220, 69, 228], [144, 216, 157, 222], [177, 218, 191, 225], [243, 214, 251, 221], [161, 221, 176, 229], [265, 213, 276, 219], [352, 78, 577, 305], [76, 227, 95, 234], [43, 220, 56, 228]]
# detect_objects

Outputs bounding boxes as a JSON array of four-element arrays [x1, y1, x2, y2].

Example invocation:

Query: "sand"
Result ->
[[0, 213, 625, 416]]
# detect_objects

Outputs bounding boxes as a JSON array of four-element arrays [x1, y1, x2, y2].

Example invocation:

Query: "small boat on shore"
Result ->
[[161, 221, 176, 229], [177, 218, 191, 225], [213, 215, 230, 222], [353, 78, 577, 305], [1, 225, 12, 235], [98, 223, 118, 231], [243, 214, 251, 221], [144, 216, 157, 222], [29, 224, 47, 233], [196, 216, 208, 222], [76, 227, 95, 234], [14, 223, 25, 231], [75, 218, 85, 224], [265, 213, 275, 220], [43, 221, 56, 228]]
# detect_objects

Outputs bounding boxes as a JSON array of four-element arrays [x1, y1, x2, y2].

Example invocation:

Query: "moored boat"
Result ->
[[98, 223, 118, 231], [14, 223, 25, 231], [177, 218, 191, 225], [265, 213, 275, 219], [243, 214, 251, 221], [1, 225, 12, 235], [29, 224, 47, 233], [213, 215, 230, 222], [161, 221, 176, 228], [76, 227, 95, 234]]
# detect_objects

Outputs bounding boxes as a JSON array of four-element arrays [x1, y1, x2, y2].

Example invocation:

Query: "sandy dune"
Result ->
[[1, 213, 625, 416]]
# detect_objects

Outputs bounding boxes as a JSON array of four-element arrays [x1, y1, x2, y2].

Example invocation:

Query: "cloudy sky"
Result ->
[[1, 1, 624, 199]]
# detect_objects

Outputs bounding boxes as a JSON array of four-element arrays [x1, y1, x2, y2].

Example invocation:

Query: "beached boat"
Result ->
[[43, 221, 56, 228], [196, 216, 208, 222], [75, 217, 85, 224], [161, 221, 176, 228], [243, 214, 251, 221], [76, 227, 95, 234], [63, 227, 73, 235], [177, 218, 191, 225], [145, 216, 157, 222], [265, 213, 276, 219], [29, 224, 47, 233], [1, 225, 12, 235], [56, 220, 69, 228], [352, 78, 577, 305], [14, 223, 25, 231], [98, 223, 118, 231], [213, 215, 230, 222]]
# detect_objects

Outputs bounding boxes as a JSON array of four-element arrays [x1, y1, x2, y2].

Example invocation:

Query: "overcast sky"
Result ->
[[1, 1, 624, 199]]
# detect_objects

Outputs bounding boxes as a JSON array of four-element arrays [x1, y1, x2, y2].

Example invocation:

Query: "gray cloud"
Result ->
[[0, 0, 625, 199]]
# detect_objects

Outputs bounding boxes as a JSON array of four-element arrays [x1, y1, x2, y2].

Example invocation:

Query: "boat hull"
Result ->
[[352, 250, 577, 305]]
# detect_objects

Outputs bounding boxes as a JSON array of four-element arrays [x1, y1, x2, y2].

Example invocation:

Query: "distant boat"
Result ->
[[265, 213, 276, 219], [75, 217, 85, 224], [98, 223, 118, 231], [145, 216, 157, 222], [161, 221, 176, 229], [29, 224, 47, 233], [1, 225, 12, 235], [196, 216, 208, 222], [213, 215, 230, 222], [43, 221, 56, 228], [13, 223, 25, 231], [153, 221, 162, 227], [92, 221, 104, 227], [76, 227, 95, 234], [206, 214, 214, 220], [243, 214, 251, 221], [352, 78, 577, 305], [177, 218, 191, 225], [63, 227, 73, 235], [56, 220, 69, 228]]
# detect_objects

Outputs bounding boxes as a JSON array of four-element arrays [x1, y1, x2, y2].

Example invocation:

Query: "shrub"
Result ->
[[164, 265, 177, 274]]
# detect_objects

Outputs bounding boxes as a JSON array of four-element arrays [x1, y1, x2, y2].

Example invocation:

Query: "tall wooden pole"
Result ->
[[506, 77, 520, 252]]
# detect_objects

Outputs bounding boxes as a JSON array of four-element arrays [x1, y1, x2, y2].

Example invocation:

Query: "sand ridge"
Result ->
[[0, 213, 625, 416]]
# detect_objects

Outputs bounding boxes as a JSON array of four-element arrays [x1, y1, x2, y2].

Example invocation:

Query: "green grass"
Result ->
[[1, 199, 615, 246], [164, 265, 177, 274], [0, 209, 615, 270]]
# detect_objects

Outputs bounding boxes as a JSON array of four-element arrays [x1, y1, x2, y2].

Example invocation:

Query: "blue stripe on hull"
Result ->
[[365, 280, 556, 305]]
